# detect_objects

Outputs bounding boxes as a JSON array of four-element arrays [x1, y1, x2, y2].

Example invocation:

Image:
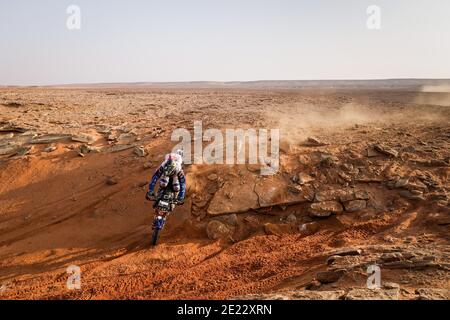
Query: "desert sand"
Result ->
[[0, 81, 449, 300]]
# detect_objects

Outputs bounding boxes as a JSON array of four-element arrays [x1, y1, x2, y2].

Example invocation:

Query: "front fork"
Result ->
[[152, 213, 167, 231]]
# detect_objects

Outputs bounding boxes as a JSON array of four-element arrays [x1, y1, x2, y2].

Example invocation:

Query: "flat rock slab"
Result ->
[[30, 134, 71, 144], [108, 144, 135, 153], [0, 144, 21, 155], [416, 288, 450, 300], [207, 175, 314, 215], [345, 288, 400, 300], [254, 176, 314, 207], [329, 247, 363, 257], [235, 290, 346, 300], [207, 181, 259, 215], [71, 133, 99, 144]]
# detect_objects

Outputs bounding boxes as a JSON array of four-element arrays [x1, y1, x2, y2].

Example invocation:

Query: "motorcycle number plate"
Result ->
[[159, 200, 169, 207]]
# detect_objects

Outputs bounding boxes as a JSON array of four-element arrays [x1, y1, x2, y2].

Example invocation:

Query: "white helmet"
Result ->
[[175, 149, 184, 158]]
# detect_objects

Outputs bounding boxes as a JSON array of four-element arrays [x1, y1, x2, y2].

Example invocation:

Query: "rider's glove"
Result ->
[[146, 191, 155, 201]]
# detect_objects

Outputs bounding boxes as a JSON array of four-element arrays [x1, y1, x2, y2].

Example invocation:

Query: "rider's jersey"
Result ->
[[148, 153, 186, 200]]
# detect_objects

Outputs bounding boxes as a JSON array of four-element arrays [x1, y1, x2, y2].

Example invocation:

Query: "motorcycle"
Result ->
[[149, 188, 178, 246]]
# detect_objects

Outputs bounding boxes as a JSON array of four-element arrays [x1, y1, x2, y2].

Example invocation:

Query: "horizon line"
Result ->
[[2, 78, 450, 88]]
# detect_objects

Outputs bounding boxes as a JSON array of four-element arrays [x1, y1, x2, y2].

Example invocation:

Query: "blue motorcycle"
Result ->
[[150, 189, 178, 246]]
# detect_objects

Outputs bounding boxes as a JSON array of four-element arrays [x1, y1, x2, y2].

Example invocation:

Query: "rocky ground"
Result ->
[[0, 86, 449, 299]]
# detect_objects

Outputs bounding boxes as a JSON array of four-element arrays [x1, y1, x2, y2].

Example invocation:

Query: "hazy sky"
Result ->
[[0, 0, 449, 85]]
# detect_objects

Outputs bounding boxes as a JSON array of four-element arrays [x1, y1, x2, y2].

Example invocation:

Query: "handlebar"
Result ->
[[147, 195, 182, 205]]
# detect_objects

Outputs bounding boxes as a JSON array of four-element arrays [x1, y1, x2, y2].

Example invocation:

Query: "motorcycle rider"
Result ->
[[146, 149, 186, 205]]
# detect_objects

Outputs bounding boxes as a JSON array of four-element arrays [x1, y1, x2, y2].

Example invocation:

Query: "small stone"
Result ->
[[304, 280, 322, 290], [331, 248, 363, 257], [367, 147, 382, 157], [106, 177, 118, 185], [207, 173, 218, 181], [286, 214, 297, 223], [143, 161, 153, 169], [383, 282, 400, 290], [326, 255, 344, 265], [44, 144, 57, 152], [354, 190, 370, 200], [395, 178, 410, 188], [399, 190, 425, 201], [80, 144, 101, 155], [134, 146, 146, 157], [304, 137, 326, 146], [373, 144, 399, 158], [319, 156, 336, 168], [137, 181, 148, 188], [264, 223, 282, 236], [380, 252, 404, 263], [298, 222, 319, 236], [296, 173, 314, 185]]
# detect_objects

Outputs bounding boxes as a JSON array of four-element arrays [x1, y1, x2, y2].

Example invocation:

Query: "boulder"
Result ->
[[255, 176, 314, 207], [344, 200, 367, 212], [207, 182, 259, 215], [117, 133, 136, 144], [206, 220, 231, 240], [215, 214, 238, 226], [316, 269, 345, 284], [309, 201, 343, 217]]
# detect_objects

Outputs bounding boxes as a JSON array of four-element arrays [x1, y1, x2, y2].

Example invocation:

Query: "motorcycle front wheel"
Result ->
[[151, 228, 160, 246]]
